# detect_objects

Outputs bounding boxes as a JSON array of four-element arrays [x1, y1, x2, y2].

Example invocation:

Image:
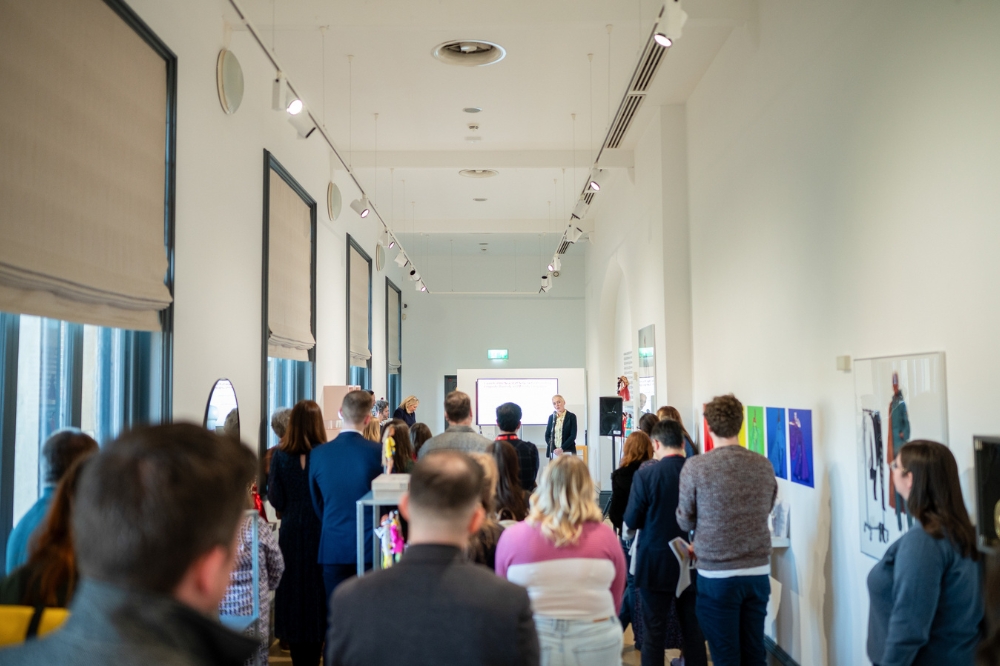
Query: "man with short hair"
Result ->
[[417, 390, 492, 459], [677, 393, 777, 666], [309, 390, 383, 600], [5, 429, 98, 573], [624, 420, 708, 666], [326, 451, 540, 666], [0, 424, 259, 665], [494, 402, 540, 492]]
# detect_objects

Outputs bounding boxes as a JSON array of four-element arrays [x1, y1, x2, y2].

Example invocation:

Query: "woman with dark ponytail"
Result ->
[[867, 440, 982, 666]]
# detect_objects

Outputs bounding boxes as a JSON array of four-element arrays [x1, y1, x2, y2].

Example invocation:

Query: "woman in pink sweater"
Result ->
[[496, 455, 626, 665]]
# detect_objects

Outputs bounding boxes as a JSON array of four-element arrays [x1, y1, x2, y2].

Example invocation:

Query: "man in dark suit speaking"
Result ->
[[326, 450, 540, 666]]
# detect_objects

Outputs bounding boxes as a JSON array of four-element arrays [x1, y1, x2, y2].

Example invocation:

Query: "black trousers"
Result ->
[[638, 582, 708, 666], [289, 641, 323, 666]]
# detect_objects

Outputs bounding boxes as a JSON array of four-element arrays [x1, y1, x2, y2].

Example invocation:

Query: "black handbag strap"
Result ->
[[25, 604, 45, 640]]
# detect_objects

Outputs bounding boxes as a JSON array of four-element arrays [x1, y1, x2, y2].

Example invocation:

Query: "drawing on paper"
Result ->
[[766, 407, 787, 479], [746, 406, 765, 456], [855, 352, 948, 559], [789, 409, 813, 488]]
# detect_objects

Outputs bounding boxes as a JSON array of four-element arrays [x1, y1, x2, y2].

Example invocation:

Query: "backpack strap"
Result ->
[[25, 604, 45, 640]]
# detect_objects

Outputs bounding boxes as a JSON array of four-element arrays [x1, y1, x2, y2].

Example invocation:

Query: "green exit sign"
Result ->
[[487, 349, 509, 360]]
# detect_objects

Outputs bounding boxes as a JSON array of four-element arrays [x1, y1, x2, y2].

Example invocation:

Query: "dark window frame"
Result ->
[[346, 235, 373, 389], [385, 277, 402, 409], [0, 0, 177, 570], [260, 150, 318, 459]]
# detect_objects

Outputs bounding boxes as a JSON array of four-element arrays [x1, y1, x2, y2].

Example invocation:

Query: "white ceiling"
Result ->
[[230, 0, 748, 249]]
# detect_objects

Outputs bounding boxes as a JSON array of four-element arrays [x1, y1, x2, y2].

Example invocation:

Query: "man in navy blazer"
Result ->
[[309, 390, 383, 601], [624, 419, 708, 666]]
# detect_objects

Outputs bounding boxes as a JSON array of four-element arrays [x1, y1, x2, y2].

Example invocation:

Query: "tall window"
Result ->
[[347, 237, 372, 389], [386, 279, 402, 410], [261, 153, 316, 456], [0, 0, 176, 570]]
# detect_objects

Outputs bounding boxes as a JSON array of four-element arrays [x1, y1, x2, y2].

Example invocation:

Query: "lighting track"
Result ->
[[225, 0, 429, 292], [549, 2, 672, 263]]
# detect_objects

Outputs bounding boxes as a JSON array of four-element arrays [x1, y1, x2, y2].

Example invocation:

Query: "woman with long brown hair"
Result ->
[[268, 400, 328, 665], [0, 454, 94, 607], [382, 419, 414, 474], [657, 405, 697, 457], [491, 440, 528, 522], [867, 440, 982, 666]]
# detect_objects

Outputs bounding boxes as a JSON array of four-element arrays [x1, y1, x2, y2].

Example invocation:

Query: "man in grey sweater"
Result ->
[[677, 394, 777, 666], [417, 390, 493, 459]]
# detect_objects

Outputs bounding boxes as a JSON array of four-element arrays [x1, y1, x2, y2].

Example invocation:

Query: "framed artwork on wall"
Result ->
[[855, 352, 948, 559]]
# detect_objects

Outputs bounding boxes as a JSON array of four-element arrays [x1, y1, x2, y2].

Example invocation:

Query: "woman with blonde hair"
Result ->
[[467, 452, 505, 569], [496, 455, 626, 664], [393, 395, 419, 428]]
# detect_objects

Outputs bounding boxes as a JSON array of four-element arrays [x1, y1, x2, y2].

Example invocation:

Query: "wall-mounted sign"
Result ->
[[487, 349, 509, 360]]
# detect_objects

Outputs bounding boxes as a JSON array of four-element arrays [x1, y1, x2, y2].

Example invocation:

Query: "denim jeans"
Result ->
[[694, 574, 769, 666], [534, 616, 624, 666]]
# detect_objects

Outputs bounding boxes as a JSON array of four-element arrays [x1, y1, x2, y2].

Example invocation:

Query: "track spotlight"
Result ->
[[378, 229, 389, 247], [288, 110, 316, 139], [587, 168, 608, 192], [572, 199, 590, 220], [653, 33, 672, 48], [539, 275, 552, 293], [566, 225, 583, 244], [547, 257, 562, 276], [408, 268, 420, 281], [286, 97, 303, 115], [416, 280, 427, 292], [387, 235, 396, 249], [271, 72, 286, 111], [394, 251, 408, 268], [350, 197, 370, 218], [663, 0, 689, 42]]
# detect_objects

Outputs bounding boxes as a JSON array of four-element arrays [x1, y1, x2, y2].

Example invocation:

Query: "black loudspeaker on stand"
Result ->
[[599, 396, 624, 469]]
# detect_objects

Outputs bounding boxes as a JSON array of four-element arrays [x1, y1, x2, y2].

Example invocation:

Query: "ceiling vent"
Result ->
[[432, 40, 506, 67], [459, 169, 498, 178], [604, 36, 669, 149]]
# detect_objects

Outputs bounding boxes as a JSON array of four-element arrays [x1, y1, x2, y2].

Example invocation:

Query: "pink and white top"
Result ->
[[495, 521, 626, 621]]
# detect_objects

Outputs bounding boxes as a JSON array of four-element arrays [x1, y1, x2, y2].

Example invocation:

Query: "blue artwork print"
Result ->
[[788, 409, 814, 487], [766, 407, 787, 479]]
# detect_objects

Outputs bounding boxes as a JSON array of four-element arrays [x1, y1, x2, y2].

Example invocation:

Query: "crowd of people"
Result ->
[[0, 389, 995, 666]]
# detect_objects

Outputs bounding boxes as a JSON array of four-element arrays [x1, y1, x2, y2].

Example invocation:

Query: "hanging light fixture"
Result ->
[[653, 33, 672, 48], [587, 168, 608, 192], [271, 71, 286, 111], [408, 267, 420, 281], [539, 275, 552, 293], [572, 199, 590, 220], [350, 196, 370, 218], [378, 229, 389, 247], [394, 250, 408, 268], [566, 225, 584, 243], [547, 257, 562, 276]]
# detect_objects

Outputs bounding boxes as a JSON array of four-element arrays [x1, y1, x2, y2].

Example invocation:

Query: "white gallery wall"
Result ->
[[400, 252, 586, 435], [584, 1, 1000, 664], [126, 0, 407, 448]]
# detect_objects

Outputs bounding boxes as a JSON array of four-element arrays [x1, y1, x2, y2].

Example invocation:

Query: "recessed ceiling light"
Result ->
[[464, 107, 482, 113], [432, 40, 506, 67], [459, 169, 498, 178], [473, 197, 487, 202]]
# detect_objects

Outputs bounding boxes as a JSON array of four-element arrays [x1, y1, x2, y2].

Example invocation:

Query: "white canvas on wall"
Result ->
[[855, 352, 948, 559]]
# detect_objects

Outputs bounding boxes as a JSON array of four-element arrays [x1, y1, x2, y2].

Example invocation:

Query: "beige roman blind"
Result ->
[[267, 170, 314, 361], [0, 0, 172, 330], [348, 244, 370, 366], [387, 285, 400, 373]]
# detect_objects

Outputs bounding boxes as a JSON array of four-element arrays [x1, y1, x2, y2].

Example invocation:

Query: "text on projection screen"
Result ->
[[476, 378, 559, 426]]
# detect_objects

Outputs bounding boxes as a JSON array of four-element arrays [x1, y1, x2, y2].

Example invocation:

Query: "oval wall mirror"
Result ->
[[216, 49, 244, 115], [204, 378, 240, 440], [375, 244, 386, 271], [327, 182, 342, 221]]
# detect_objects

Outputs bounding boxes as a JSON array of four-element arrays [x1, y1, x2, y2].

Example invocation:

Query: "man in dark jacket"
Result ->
[[326, 450, 540, 666], [309, 390, 383, 600], [494, 402, 540, 492], [0, 424, 259, 666], [624, 419, 708, 666]]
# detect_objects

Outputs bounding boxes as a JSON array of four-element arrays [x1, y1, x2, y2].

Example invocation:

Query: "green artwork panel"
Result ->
[[746, 406, 765, 455]]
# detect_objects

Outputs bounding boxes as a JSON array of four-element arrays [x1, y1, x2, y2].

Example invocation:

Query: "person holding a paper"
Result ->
[[624, 419, 708, 666]]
